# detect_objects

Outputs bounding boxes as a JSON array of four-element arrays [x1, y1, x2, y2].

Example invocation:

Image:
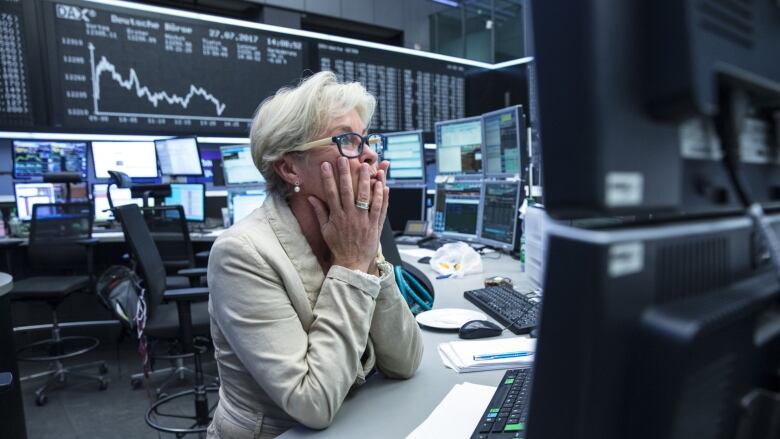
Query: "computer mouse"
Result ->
[[459, 320, 504, 339]]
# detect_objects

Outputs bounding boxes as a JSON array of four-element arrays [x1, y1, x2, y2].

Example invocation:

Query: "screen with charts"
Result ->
[[92, 184, 153, 222], [433, 182, 482, 240], [482, 106, 523, 176], [384, 131, 424, 183], [229, 188, 266, 224], [435, 117, 483, 175], [165, 183, 205, 222], [14, 182, 56, 221], [155, 138, 203, 176], [221, 145, 264, 185], [479, 181, 521, 249], [91, 141, 158, 178], [0, 0, 37, 128], [43, 0, 306, 135], [13, 140, 88, 178]]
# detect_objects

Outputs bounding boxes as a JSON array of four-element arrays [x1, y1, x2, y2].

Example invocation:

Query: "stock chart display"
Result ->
[[0, 0, 35, 128], [44, 0, 306, 134]]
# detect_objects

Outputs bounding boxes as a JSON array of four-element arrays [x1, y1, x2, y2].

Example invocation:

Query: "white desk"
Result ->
[[279, 248, 530, 438]]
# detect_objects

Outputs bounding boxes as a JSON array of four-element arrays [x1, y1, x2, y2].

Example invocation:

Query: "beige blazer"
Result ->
[[207, 194, 424, 437]]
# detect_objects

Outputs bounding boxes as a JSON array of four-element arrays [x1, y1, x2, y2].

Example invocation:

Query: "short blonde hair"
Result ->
[[250, 71, 376, 197]]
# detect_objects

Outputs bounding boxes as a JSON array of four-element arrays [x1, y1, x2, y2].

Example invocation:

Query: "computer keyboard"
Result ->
[[417, 236, 456, 250], [470, 368, 533, 438], [464, 285, 541, 335]]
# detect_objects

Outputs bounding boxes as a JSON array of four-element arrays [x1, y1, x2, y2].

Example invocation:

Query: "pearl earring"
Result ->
[[293, 181, 300, 193]]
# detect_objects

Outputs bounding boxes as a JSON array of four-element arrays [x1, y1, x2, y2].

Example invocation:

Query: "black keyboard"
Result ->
[[464, 285, 541, 335], [471, 368, 533, 439], [417, 237, 456, 250]]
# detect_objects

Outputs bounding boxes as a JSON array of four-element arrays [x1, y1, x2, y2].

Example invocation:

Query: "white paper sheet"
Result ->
[[406, 382, 496, 439]]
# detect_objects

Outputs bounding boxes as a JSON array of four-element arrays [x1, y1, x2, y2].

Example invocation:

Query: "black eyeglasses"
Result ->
[[291, 132, 386, 159]]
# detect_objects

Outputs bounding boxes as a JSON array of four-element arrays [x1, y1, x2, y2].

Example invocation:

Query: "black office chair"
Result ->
[[113, 204, 216, 436], [141, 206, 206, 289], [380, 217, 435, 297], [10, 203, 108, 406]]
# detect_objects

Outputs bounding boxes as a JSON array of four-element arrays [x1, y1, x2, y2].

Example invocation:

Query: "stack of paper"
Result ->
[[438, 337, 536, 373], [406, 382, 496, 439]]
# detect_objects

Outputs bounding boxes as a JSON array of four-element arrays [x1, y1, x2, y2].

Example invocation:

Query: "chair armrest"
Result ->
[[163, 287, 209, 302], [195, 250, 210, 261], [177, 267, 207, 278]]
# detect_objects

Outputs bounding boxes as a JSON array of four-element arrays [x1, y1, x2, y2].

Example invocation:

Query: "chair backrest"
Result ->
[[141, 206, 194, 270], [113, 204, 168, 314], [28, 203, 93, 272]]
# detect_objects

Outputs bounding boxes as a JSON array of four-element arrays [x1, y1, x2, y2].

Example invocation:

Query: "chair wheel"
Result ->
[[99, 363, 109, 374], [35, 393, 48, 406], [130, 377, 143, 389], [99, 378, 109, 391]]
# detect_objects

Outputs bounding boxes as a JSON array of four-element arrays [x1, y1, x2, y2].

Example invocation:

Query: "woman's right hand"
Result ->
[[307, 157, 388, 273]]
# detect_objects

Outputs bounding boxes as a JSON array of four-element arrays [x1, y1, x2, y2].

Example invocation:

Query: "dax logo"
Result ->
[[55, 4, 97, 22]]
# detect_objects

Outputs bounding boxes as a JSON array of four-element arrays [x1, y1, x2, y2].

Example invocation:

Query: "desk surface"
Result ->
[[2, 228, 226, 245], [279, 248, 529, 438], [0, 272, 12, 297]]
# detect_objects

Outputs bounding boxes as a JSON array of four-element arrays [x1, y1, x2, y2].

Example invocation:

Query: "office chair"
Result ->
[[113, 204, 217, 436], [380, 217, 435, 297], [10, 203, 108, 406]]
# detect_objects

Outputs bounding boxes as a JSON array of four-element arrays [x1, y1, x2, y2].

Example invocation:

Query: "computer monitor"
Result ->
[[92, 184, 153, 222], [12, 140, 88, 178], [479, 181, 521, 250], [383, 130, 425, 184], [154, 137, 203, 177], [526, 215, 780, 439], [432, 182, 481, 241], [14, 183, 56, 221], [220, 145, 265, 185], [91, 141, 158, 179], [165, 183, 205, 222], [387, 187, 425, 232], [482, 106, 524, 177], [228, 188, 267, 224], [435, 117, 483, 175]]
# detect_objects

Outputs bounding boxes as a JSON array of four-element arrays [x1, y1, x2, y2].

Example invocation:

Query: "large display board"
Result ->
[[43, 0, 306, 134], [0, 0, 36, 128]]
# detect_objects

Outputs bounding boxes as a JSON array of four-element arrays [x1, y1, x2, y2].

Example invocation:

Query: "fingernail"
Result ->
[[321, 162, 330, 172]]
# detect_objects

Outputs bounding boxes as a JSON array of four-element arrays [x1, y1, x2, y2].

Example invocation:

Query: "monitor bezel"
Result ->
[[154, 136, 204, 177], [12, 139, 88, 179], [434, 181, 483, 242], [481, 105, 524, 178], [167, 182, 207, 223], [90, 140, 160, 179], [383, 129, 426, 185], [434, 116, 484, 176], [219, 144, 265, 186], [478, 180, 521, 251]]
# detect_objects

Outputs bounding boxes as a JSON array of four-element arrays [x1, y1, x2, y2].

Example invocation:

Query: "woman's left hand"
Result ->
[[368, 160, 391, 275]]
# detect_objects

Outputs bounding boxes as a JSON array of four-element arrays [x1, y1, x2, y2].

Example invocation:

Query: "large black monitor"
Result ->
[[482, 106, 524, 177], [13, 140, 88, 178], [435, 117, 483, 176], [479, 181, 521, 250], [91, 141, 159, 179], [165, 183, 205, 222], [533, 1, 780, 219], [432, 182, 481, 241], [387, 187, 425, 232], [527, 216, 780, 439], [154, 137, 203, 177], [383, 130, 425, 184], [220, 145, 265, 185]]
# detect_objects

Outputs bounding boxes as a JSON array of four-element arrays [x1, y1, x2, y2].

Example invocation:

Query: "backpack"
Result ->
[[96, 265, 146, 332]]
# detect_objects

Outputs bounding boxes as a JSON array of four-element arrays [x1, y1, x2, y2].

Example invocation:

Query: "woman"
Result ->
[[206, 71, 424, 438]]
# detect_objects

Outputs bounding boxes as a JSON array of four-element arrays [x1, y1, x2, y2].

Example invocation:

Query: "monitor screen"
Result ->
[[383, 131, 425, 183], [221, 145, 264, 185], [92, 184, 153, 222], [479, 181, 521, 249], [229, 189, 267, 224], [435, 117, 483, 175], [14, 183, 56, 221], [433, 182, 482, 240], [387, 187, 425, 231], [91, 141, 158, 178], [155, 138, 203, 176], [482, 106, 523, 176], [13, 141, 88, 178], [165, 183, 205, 222]]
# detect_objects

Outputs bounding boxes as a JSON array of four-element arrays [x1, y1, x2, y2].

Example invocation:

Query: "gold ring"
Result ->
[[355, 200, 370, 210]]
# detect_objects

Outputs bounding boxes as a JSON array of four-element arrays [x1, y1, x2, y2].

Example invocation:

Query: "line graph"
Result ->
[[88, 43, 250, 122]]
